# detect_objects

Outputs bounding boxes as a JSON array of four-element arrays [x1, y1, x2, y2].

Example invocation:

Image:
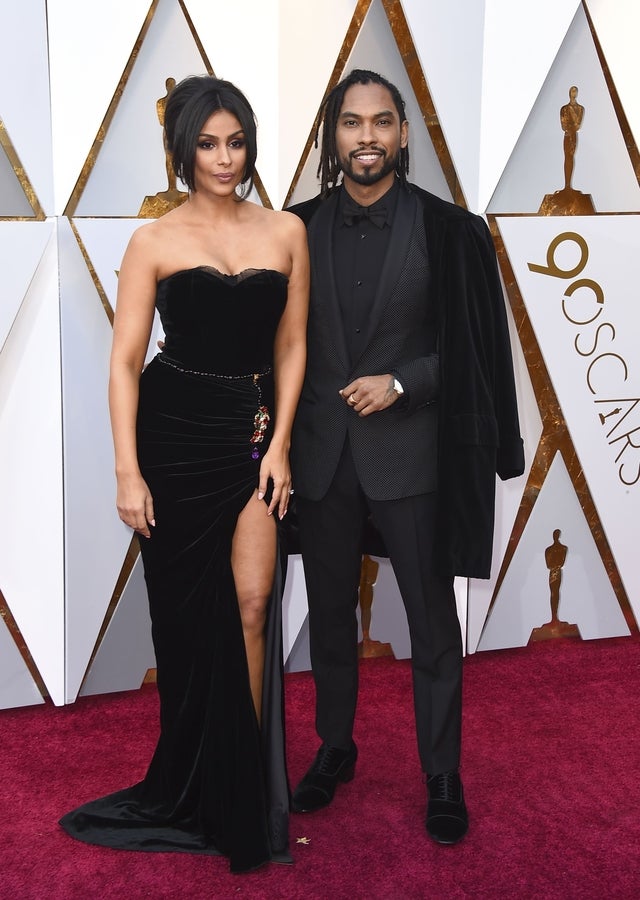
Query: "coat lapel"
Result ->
[[307, 191, 350, 372]]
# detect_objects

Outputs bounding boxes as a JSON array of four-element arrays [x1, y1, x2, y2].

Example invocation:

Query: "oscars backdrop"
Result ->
[[0, 0, 638, 710]]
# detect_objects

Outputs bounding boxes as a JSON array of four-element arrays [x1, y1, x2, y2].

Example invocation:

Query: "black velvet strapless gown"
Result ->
[[60, 267, 291, 873]]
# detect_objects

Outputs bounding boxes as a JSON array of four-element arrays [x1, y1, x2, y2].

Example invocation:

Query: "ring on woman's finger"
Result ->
[[289, 489, 295, 495]]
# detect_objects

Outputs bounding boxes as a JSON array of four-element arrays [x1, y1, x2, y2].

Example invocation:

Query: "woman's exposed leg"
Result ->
[[231, 491, 277, 723]]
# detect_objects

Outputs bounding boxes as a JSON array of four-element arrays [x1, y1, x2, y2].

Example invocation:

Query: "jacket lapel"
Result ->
[[307, 191, 351, 372]]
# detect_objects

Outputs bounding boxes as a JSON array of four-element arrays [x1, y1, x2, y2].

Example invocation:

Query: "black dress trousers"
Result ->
[[297, 437, 462, 775]]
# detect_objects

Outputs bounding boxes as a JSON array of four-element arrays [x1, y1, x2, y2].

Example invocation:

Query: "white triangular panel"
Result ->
[[478, 452, 628, 651], [288, 0, 451, 207], [282, 554, 309, 666], [0, 222, 52, 351], [0, 226, 64, 703], [0, 142, 35, 218], [402, 0, 485, 210], [185, 0, 281, 205], [276, 0, 359, 208], [404, 0, 579, 212], [284, 614, 311, 674], [586, 0, 640, 154], [58, 217, 139, 700], [48, 0, 151, 213], [0, 1, 53, 212], [489, 6, 640, 214], [72, 218, 165, 363], [498, 214, 640, 624], [0, 611, 45, 710], [479, 0, 582, 213], [80, 556, 156, 697], [72, 1, 214, 217]]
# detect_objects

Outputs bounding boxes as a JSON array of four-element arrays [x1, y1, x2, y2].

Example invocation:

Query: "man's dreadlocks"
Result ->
[[315, 69, 410, 196]]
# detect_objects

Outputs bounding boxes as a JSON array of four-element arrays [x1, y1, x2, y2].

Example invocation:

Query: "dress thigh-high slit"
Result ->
[[60, 357, 290, 874]]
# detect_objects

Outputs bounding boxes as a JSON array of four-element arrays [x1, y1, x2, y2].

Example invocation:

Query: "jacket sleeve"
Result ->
[[391, 356, 439, 412], [475, 216, 525, 480], [441, 211, 524, 481]]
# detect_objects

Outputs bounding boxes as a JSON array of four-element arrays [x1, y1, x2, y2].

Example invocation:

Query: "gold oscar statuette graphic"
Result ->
[[357, 555, 394, 659], [529, 529, 581, 642], [139, 77, 188, 217], [539, 86, 596, 215]]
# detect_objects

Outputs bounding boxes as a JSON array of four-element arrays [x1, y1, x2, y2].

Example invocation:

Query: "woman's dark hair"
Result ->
[[163, 75, 258, 197], [316, 69, 409, 196]]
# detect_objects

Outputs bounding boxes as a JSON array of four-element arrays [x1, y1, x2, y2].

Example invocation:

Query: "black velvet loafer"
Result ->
[[426, 770, 468, 845], [291, 741, 358, 813]]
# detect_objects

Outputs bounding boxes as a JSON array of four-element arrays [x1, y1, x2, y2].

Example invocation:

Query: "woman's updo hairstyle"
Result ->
[[163, 75, 258, 197]]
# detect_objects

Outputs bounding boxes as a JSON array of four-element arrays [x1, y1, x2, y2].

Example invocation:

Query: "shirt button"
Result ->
[[357, 281, 362, 287], [355, 328, 361, 333]]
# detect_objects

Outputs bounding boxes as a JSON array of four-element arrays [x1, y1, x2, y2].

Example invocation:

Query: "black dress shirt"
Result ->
[[333, 180, 400, 366]]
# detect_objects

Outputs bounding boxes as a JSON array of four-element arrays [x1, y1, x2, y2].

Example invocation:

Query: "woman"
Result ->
[[60, 76, 309, 873]]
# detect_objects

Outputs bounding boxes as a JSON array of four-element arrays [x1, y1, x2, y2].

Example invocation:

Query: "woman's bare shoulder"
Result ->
[[124, 210, 186, 260], [255, 204, 306, 237], [126, 217, 163, 250]]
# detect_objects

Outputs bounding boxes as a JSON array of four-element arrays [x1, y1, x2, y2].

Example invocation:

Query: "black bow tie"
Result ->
[[342, 196, 388, 228]]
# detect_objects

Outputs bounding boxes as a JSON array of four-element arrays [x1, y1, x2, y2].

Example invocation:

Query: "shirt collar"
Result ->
[[339, 178, 400, 228]]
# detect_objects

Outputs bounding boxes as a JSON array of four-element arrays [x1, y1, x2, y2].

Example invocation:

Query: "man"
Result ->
[[287, 69, 524, 845]]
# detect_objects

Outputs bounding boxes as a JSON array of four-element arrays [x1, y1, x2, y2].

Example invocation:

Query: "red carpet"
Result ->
[[2, 636, 640, 899]]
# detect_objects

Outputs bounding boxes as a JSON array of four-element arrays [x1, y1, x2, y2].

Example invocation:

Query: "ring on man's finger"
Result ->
[[348, 394, 356, 405]]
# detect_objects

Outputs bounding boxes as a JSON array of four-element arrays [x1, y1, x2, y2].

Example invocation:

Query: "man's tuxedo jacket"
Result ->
[[288, 182, 524, 578]]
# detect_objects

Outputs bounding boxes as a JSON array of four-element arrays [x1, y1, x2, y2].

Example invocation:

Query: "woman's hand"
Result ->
[[257, 444, 292, 520], [116, 472, 156, 538]]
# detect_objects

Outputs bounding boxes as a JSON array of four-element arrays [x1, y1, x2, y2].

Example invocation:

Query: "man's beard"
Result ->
[[340, 148, 400, 186]]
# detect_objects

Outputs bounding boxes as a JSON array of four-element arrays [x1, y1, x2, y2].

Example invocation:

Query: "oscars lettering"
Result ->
[[528, 231, 640, 486]]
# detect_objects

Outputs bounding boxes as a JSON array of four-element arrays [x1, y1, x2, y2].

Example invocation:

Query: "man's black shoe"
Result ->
[[426, 770, 468, 845], [291, 742, 357, 813]]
